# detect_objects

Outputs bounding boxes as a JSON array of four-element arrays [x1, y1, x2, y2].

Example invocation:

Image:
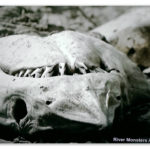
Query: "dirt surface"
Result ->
[[0, 6, 135, 37]]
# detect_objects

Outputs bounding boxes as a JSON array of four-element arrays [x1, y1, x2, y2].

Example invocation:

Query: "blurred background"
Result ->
[[0, 6, 136, 37]]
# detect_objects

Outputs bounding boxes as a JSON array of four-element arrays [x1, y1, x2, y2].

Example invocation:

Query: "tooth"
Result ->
[[79, 67, 86, 74], [31, 68, 43, 78], [15, 73, 19, 77], [31, 68, 41, 75], [43, 71, 53, 78], [19, 70, 24, 77], [95, 67, 106, 73], [41, 66, 53, 78], [24, 69, 32, 77], [89, 69, 96, 73], [46, 66, 54, 72], [35, 73, 41, 78], [74, 61, 88, 74], [76, 62, 87, 70], [73, 73, 78, 76], [58, 63, 66, 76]]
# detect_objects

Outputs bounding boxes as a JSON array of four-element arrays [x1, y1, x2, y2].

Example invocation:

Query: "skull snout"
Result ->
[[11, 98, 28, 124]]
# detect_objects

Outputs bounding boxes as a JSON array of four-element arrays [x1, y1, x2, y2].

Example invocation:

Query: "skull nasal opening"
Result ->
[[11, 98, 27, 124]]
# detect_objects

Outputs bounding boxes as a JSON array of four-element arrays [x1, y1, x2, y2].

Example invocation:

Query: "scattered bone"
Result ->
[[91, 8, 150, 67]]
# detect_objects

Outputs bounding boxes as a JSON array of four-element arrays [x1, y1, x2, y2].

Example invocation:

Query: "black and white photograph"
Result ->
[[0, 2, 150, 144]]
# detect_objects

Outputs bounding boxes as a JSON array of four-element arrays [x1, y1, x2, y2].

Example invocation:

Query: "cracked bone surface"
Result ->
[[0, 30, 150, 142], [91, 7, 150, 68]]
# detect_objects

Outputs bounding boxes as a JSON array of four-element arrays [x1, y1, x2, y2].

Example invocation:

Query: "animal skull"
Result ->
[[0, 31, 149, 142]]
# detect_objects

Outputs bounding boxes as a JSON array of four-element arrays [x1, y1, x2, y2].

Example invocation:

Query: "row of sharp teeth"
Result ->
[[13, 66, 54, 78], [11, 62, 107, 78], [12, 64, 86, 78]]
